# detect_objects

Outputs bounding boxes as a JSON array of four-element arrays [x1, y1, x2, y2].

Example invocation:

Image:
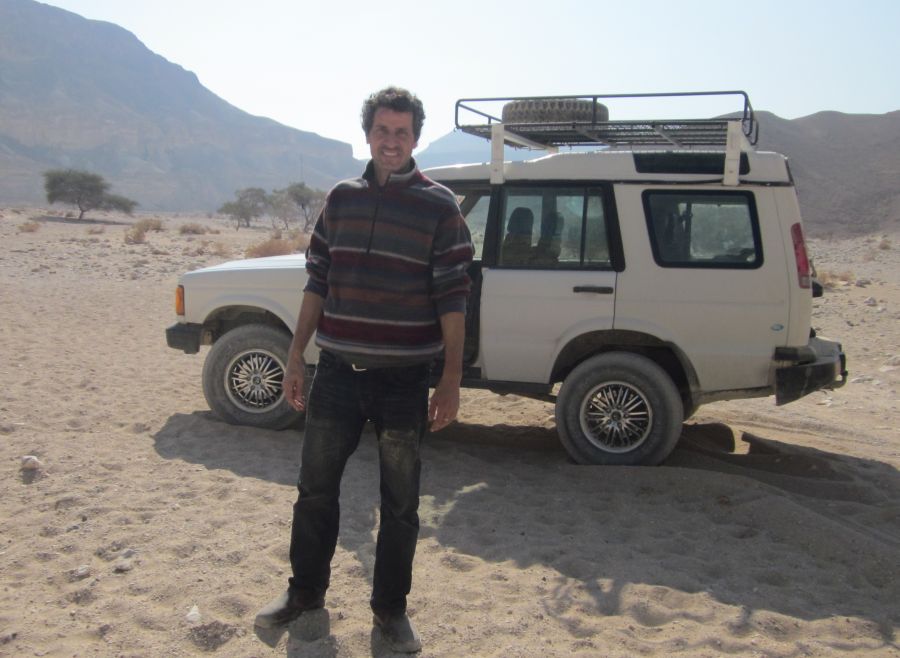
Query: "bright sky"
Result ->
[[42, 0, 900, 159]]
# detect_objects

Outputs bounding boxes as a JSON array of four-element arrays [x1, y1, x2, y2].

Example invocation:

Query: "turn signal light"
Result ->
[[175, 285, 185, 316]]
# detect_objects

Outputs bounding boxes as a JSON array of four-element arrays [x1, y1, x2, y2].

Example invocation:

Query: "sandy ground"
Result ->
[[0, 208, 898, 657]]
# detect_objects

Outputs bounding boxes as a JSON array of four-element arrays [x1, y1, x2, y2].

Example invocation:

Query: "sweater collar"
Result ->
[[363, 157, 419, 188]]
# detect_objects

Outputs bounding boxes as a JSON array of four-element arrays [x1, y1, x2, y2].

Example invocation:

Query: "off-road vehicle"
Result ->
[[166, 91, 847, 465]]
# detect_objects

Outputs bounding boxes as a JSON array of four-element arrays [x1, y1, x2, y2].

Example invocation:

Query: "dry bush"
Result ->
[[124, 225, 147, 244], [878, 238, 892, 250], [18, 220, 40, 233], [245, 234, 309, 259], [816, 269, 855, 289], [209, 241, 231, 258], [134, 218, 164, 232], [179, 223, 208, 235]]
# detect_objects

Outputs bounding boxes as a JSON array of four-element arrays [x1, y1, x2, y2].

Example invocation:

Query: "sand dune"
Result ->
[[1, 209, 897, 657]]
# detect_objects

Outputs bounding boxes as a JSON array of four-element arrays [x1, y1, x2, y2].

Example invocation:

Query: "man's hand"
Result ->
[[428, 376, 460, 432], [283, 361, 306, 412]]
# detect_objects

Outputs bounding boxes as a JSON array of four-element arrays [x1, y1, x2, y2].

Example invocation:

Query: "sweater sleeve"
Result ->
[[431, 204, 474, 316], [303, 202, 330, 298]]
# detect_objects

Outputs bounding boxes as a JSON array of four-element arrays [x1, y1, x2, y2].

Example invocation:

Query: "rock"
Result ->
[[855, 278, 871, 287], [68, 565, 91, 581], [113, 557, 134, 573], [863, 296, 877, 306], [185, 604, 202, 625], [20, 455, 42, 470]]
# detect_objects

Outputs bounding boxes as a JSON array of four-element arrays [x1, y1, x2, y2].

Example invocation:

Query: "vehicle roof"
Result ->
[[424, 149, 792, 185]]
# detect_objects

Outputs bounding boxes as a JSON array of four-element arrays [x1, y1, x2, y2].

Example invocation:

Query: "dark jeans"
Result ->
[[288, 350, 429, 614]]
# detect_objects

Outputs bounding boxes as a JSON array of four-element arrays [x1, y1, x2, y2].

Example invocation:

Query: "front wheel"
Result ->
[[555, 352, 683, 465], [202, 324, 303, 430]]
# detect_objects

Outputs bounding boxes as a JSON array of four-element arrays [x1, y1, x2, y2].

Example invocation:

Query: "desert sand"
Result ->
[[1, 208, 898, 657]]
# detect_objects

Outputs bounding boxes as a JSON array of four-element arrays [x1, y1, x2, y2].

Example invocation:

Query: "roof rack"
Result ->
[[454, 91, 758, 185]]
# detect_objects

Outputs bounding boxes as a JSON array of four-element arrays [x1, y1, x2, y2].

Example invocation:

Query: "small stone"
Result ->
[[113, 558, 134, 573], [68, 565, 91, 581], [863, 296, 877, 307], [20, 455, 42, 471], [185, 605, 202, 625]]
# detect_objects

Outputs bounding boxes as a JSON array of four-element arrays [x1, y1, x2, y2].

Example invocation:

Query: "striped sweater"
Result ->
[[303, 159, 474, 366]]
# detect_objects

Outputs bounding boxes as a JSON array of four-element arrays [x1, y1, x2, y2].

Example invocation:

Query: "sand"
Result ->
[[1, 208, 898, 657]]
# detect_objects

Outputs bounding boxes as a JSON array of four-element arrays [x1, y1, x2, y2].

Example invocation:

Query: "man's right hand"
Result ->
[[283, 361, 306, 412]]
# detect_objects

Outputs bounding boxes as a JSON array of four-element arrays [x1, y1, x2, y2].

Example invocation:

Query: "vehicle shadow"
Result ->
[[152, 412, 900, 651]]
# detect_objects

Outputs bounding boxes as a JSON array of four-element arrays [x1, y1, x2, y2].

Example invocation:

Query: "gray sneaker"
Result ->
[[373, 611, 422, 653]]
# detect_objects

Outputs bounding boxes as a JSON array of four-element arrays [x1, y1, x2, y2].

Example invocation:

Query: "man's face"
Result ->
[[367, 108, 418, 182]]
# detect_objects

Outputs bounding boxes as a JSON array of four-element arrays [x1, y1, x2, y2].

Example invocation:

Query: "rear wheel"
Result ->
[[555, 352, 683, 465], [202, 324, 303, 430]]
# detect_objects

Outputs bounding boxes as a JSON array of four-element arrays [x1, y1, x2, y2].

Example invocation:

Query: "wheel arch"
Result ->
[[202, 306, 293, 344], [551, 330, 700, 418]]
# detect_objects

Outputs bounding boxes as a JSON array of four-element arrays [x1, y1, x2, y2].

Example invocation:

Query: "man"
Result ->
[[255, 87, 473, 653]]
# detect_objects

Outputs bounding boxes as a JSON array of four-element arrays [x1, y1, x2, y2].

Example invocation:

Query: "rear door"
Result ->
[[477, 184, 620, 383]]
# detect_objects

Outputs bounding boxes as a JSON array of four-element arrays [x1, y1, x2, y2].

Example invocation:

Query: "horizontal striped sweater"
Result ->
[[303, 159, 474, 366]]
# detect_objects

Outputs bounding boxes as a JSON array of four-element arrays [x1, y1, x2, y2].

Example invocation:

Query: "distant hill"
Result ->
[[0, 0, 361, 211], [755, 110, 900, 235], [417, 112, 900, 236]]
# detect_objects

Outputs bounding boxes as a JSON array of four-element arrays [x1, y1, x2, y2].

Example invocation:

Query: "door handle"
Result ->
[[573, 285, 614, 294]]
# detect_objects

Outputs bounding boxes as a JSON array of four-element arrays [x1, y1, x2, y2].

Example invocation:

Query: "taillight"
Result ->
[[175, 285, 185, 316], [791, 223, 811, 289]]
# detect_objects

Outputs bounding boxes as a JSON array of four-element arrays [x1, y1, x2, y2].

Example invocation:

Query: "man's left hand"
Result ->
[[428, 377, 460, 432]]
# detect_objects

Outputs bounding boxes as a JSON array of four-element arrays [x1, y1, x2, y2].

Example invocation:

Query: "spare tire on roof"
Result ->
[[501, 98, 609, 124]]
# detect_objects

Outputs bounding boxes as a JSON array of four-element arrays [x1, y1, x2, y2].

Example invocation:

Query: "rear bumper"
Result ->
[[166, 322, 203, 354], [774, 336, 847, 405]]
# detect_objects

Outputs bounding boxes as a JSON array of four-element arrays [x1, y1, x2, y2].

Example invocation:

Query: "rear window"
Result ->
[[642, 191, 762, 268]]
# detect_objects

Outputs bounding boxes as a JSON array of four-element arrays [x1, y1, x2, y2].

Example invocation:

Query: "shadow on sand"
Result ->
[[153, 412, 900, 652]]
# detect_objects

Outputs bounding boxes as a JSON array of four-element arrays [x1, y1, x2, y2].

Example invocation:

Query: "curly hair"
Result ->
[[361, 87, 425, 140]]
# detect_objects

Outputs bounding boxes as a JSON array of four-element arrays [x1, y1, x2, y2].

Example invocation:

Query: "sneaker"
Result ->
[[254, 588, 325, 628], [373, 611, 422, 653]]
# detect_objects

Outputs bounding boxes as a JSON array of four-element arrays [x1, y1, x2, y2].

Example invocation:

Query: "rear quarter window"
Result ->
[[642, 190, 762, 268]]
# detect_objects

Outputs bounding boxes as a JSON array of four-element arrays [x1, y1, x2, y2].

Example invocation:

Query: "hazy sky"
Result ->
[[41, 0, 900, 159]]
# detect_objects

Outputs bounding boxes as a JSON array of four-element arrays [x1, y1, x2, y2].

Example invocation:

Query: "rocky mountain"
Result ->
[[0, 0, 361, 211], [755, 110, 900, 235], [417, 111, 900, 237]]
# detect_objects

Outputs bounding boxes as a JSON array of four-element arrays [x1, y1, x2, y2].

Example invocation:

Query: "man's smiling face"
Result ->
[[367, 108, 418, 185]]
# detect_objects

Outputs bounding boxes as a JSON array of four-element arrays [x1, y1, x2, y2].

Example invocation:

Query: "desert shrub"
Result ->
[[209, 242, 231, 257], [245, 234, 309, 259], [134, 218, 164, 232], [816, 269, 855, 289], [124, 225, 147, 244], [878, 238, 892, 250], [180, 223, 208, 235], [18, 221, 40, 233]]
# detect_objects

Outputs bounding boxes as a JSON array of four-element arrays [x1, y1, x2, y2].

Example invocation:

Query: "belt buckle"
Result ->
[[351, 363, 368, 372]]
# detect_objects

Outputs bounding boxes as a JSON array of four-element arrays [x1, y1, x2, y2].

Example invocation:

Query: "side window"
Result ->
[[643, 191, 762, 268], [454, 187, 490, 260], [500, 186, 611, 269]]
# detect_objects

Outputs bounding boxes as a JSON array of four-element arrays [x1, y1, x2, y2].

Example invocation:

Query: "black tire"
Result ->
[[201, 324, 303, 430], [555, 352, 683, 465], [501, 99, 609, 124]]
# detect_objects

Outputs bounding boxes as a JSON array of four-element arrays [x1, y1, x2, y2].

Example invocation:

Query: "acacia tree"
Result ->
[[218, 187, 269, 229], [285, 182, 326, 232], [43, 169, 138, 219]]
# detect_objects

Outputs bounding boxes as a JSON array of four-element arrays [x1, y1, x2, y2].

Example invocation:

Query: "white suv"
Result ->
[[166, 91, 847, 466]]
